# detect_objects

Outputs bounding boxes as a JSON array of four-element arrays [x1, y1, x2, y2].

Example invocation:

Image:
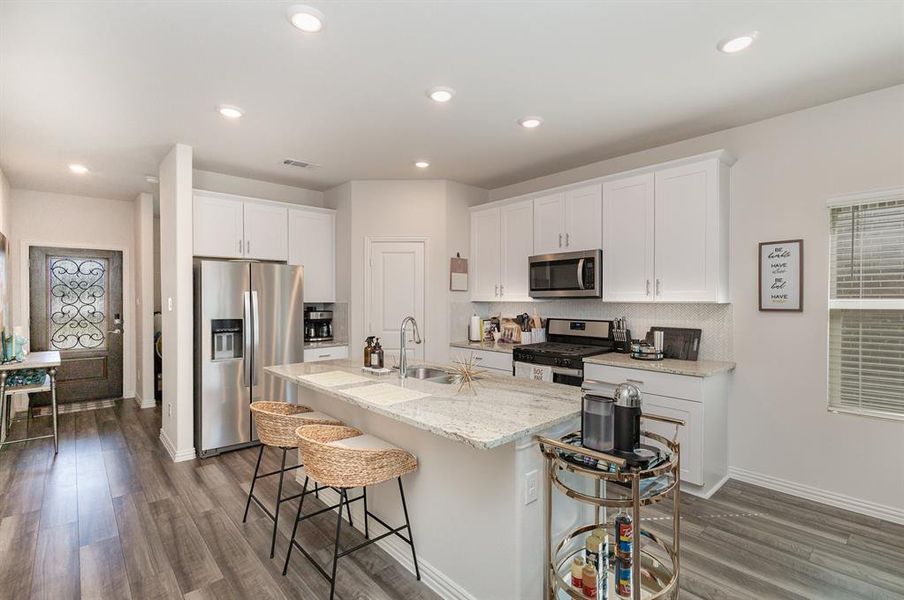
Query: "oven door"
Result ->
[[514, 362, 584, 387], [529, 250, 602, 298]]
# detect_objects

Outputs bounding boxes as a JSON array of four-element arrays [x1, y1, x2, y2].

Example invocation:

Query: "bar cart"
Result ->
[[537, 413, 684, 600]]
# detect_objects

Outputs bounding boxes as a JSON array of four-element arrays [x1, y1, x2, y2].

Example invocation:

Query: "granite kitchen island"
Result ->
[[265, 359, 586, 600]]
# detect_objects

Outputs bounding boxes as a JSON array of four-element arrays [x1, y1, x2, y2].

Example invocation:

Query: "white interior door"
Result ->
[[366, 239, 426, 362]]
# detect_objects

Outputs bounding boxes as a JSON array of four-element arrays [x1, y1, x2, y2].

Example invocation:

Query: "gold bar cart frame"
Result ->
[[538, 413, 684, 600]]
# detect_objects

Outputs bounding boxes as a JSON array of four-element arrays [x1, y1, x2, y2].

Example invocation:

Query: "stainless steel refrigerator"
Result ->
[[193, 259, 304, 457]]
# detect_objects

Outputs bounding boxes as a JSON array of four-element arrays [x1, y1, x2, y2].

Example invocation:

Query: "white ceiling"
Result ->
[[1, 1, 902, 201]]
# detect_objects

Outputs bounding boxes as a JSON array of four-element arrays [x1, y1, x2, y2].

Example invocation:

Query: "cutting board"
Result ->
[[646, 327, 702, 361]]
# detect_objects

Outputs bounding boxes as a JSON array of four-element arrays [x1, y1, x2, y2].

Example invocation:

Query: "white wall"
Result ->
[[133, 193, 155, 408], [488, 85, 904, 515], [158, 144, 195, 461], [324, 182, 351, 303], [0, 167, 11, 237], [7, 189, 137, 398], [192, 169, 324, 207]]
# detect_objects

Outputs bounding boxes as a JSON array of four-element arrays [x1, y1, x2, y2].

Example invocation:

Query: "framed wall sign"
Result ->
[[759, 239, 803, 312]]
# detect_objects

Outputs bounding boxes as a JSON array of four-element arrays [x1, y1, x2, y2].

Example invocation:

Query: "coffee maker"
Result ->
[[581, 381, 657, 468], [304, 308, 333, 342]]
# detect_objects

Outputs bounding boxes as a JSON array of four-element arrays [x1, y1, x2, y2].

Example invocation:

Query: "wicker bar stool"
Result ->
[[245, 401, 344, 558], [283, 424, 420, 599]]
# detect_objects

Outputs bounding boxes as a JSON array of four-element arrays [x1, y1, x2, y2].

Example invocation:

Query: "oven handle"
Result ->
[[576, 258, 585, 290]]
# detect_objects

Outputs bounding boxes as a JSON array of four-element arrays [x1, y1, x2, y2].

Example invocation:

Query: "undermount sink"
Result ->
[[402, 366, 454, 383]]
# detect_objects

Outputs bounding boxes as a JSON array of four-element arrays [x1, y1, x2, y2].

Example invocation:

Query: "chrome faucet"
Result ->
[[398, 316, 422, 379]]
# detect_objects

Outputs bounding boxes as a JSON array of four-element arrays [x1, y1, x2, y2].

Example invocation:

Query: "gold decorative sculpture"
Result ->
[[450, 353, 487, 394]]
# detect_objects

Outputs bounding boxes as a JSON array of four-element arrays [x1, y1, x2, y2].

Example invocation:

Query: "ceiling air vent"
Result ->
[[283, 158, 319, 168]]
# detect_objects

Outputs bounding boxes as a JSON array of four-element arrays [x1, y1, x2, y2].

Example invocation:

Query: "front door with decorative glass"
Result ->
[[28, 247, 124, 403]]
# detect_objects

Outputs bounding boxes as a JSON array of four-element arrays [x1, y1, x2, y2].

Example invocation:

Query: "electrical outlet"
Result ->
[[524, 469, 539, 505]]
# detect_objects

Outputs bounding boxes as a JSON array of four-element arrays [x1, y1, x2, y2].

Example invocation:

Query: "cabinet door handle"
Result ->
[[656, 279, 661, 296], [646, 279, 651, 296], [238, 239, 242, 254], [494, 285, 499, 297], [318, 353, 330, 358], [246, 240, 250, 254], [500, 284, 504, 297], [558, 233, 562, 248], [565, 233, 569, 247]]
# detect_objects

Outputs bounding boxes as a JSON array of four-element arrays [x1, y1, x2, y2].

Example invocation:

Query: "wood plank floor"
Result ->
[[0, 400, 902, 599]]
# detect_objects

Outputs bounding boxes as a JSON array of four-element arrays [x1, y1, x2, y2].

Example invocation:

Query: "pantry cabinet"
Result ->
[[533, 184, 602, 254], [469, 199, 533, 302], [288, 207, 336, 303], [602, 154, 730, 303], [193, 191, 287, 261]]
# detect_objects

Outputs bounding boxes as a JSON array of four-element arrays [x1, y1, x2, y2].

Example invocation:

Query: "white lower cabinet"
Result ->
[[304, 346, 348, 362], [584, 362, 729, 497]]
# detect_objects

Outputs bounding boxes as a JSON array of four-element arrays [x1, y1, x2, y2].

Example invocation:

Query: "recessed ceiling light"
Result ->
[[68, 164, 89, 175], [518, 116, 543, 129], [287, 5, 325, 33], [414, 160, 430, 169], [427, 87, 455, 103], [217, 105, 244, 119], [717, 31, 758, 54], [144, 175, 159, 184]]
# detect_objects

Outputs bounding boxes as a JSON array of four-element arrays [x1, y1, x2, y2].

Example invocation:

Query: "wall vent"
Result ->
[[283, 158, 319, 168]]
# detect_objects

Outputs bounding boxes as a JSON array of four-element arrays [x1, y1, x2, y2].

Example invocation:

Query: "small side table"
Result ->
[[0, 351, 61, 454]]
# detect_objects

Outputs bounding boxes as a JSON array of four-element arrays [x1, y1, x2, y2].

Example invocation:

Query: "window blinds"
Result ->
[[828, 193, 904, 418]]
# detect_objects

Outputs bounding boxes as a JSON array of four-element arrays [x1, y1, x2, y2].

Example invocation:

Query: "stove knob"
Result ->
[[554, 357, 562, 366], [562, 359, 572, 368]]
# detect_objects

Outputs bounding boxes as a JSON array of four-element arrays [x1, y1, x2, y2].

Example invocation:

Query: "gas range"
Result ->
[[513, 319, 615, 386]]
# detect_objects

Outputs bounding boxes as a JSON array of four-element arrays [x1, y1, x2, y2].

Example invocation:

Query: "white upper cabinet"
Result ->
[[470, 199, 533, 302], [193, 193, 245, 258], [243, 202, 288, 261], [533, 185, 602, 254], [564, 184, 603, 252], [602, 173, 655, 302], [288, 208, 336, 303], [654, 159, 728, 302], [470, 206, 502, 301], [500, 199, 534, 301], [533, 193, 567, 254]]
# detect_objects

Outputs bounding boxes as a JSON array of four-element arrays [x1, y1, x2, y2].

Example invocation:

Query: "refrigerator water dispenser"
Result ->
[[211, 319, 243, 360]]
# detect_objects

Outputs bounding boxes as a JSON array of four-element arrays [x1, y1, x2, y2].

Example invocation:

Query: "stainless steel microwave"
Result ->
[[528, 249, 602, 298]]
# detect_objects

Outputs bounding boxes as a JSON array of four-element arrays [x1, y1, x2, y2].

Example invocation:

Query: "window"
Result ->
[[828, 188, 904, 419]]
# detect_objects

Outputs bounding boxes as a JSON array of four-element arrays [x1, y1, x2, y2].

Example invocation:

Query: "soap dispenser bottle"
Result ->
[[364, 336, 375, 367], [371, 338, 384, 368]]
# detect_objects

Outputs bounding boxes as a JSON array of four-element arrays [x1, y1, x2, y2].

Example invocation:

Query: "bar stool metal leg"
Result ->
[[362, 487, 370, 539], [243, 445, 265, 522], [270, 447, 288, 558], [329, 489, 348, 600], [282, 476, 309, 576], [398, 477, 420, 581]]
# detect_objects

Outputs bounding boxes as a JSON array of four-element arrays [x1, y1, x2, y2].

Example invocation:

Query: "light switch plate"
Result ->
[[525, 469, 539, 505]]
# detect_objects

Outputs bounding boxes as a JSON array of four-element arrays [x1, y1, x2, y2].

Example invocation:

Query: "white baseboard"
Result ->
[[728, 466, 904, 526], [681, 473, 731, 500], [134, 391, 156, 410], [159, 429, 196, 462], [299, 477, 478, 600]]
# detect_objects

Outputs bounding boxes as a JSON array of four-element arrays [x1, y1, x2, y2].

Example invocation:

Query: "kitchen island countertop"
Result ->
[[266, 359, 580, 449]]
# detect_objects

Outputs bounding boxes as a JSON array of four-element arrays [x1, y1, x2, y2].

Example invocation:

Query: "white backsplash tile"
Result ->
[[451, 300, 733, 361]]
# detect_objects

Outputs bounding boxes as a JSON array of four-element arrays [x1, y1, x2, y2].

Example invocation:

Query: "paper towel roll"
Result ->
[[469, 315, 482, 342]]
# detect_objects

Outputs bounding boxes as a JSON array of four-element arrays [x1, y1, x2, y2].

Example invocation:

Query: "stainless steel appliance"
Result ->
[[304, 309, 333, 342], [528, 249, 602, 298], [193, 260, 304, 457], [581, 380, 616, 451], [513, 318, 614, 386]]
